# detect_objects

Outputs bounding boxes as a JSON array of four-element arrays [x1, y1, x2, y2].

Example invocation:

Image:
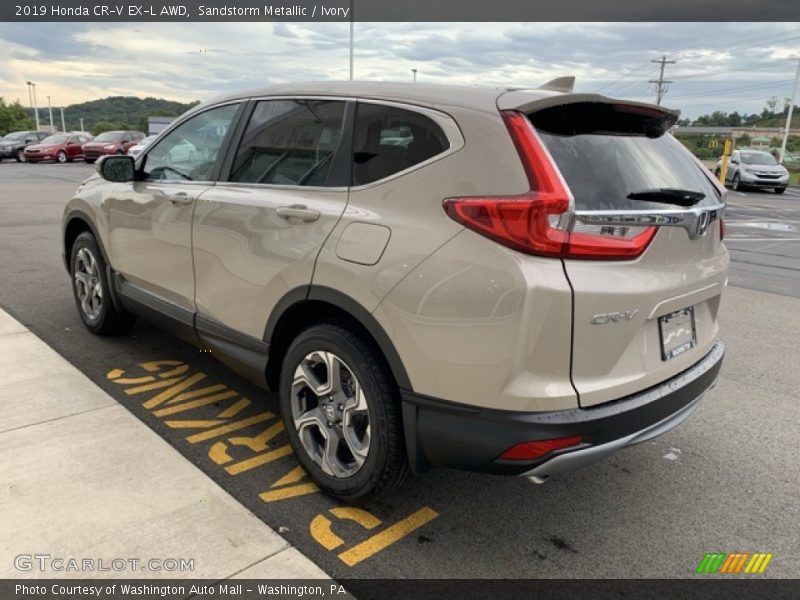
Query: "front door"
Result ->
[[106, 103, 241, 311], [192, 98, 351, 339]]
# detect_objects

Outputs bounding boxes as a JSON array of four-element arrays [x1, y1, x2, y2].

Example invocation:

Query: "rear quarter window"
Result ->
[[352, 103, 449, 186]]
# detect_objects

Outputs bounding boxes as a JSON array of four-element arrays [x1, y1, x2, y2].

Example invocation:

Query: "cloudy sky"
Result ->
[[0, 22, 798, 119]]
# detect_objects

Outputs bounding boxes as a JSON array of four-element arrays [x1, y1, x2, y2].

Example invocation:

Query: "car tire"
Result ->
[[16, 149, 25, 162], [279, 322, 409, 502], [70, 232, 135, 335], [732, 173, 742, 191], [56, 150, 67, 163], [774, 187, 786, 194]]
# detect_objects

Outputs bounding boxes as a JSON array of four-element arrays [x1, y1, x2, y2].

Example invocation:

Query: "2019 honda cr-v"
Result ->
[[62, 79, 727, 501]]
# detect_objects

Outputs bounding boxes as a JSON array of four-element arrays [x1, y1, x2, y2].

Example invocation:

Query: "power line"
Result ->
[[667, 79, 794, 100]]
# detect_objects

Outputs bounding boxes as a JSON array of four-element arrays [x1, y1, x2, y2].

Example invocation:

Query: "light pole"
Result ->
[[779, 58, 800, 163], [61, 108, 66, 133], [26, 81, 40, 130], [349, 19, 354, 81], [47, 95, 54, 132], [79, 118, 84, 132], [412, 68, 418, 83]]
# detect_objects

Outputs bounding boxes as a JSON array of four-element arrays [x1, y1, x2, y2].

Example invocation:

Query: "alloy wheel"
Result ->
[[291, 351, 371, 478], [74, 247, 103, 320]]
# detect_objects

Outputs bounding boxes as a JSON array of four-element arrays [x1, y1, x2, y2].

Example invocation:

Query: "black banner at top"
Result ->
[[2, 0, 799, 22]]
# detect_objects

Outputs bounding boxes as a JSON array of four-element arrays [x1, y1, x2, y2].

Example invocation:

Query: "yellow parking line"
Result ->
[[337, 507, 439, 567], [186, 412, 275, 443], [225, 445, 294, 475], [260, 482, 319, 503], [143, 373, 207, 409], [152, 390, 239, 417]]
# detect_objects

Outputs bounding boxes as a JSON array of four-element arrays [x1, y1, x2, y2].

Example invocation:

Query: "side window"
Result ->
[[229, 99, 346, 187], [352, 103, 449, 186], [143, 103, 239, 182]]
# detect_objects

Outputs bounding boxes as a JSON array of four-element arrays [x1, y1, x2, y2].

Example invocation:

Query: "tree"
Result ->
[[92, 121, 116, 135], [0, 97, 35, 135]]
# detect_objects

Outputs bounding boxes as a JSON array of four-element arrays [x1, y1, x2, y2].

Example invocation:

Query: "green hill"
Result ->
[[39, 96, 200, 135]]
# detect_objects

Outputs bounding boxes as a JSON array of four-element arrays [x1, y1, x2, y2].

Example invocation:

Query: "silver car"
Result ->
[[716, 149, 789, 194], [62, 81, 728, 501]]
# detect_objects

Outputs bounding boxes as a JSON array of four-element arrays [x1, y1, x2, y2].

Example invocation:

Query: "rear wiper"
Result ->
[[626, 188, 705, 207]]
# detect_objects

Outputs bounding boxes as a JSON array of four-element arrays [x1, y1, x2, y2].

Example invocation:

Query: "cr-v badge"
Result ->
[[591, 310, 639, 324]]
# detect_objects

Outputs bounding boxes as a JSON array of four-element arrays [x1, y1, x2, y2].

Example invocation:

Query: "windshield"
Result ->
[[2, 132, 26, 141], [94, 132, 124, 142], [740, 153, 777, 166], [538, 130, 720, 211], [41, 135, 68, 144]]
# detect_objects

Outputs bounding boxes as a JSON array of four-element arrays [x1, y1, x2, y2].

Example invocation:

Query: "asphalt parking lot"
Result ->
[[1, 161, 798, 579]]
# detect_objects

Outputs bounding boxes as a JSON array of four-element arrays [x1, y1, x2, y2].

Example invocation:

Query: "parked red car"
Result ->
[[82, 130, 145, 163], [23, 133, 92, 163]]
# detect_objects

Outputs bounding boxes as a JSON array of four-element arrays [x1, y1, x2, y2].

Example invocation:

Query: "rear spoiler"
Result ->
[[498, 91, 679, 138]]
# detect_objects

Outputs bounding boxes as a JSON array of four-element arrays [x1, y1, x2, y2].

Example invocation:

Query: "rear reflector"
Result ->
[[500, 435, 584, 461], [443, 111, 656, 260]]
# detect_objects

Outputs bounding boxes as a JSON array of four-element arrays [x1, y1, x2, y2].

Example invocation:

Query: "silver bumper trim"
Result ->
[[521, 386, 712, 484]]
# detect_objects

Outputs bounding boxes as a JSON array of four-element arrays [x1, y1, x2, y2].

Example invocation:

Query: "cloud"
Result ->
[[0, 22, 798, 118]]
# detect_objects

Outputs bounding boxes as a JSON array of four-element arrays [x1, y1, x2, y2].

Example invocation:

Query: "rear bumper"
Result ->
[[401, 340, 724, 476]]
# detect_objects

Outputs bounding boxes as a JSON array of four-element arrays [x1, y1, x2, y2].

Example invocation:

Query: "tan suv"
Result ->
[[62, 80, 728, 501]]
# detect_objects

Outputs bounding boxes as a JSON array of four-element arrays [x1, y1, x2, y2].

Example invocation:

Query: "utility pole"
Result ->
[[27, 81, 40, 130], [47, 96, 54, 132], [412, 68, 418, 83], [79, 118, 84, 132], [779, 58, 800, 163], [60, 108, 66, 132], [650, 56, 676, 106]]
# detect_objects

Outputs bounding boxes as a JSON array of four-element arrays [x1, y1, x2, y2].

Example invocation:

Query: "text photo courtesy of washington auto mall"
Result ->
[[0, 2, 799, 599]]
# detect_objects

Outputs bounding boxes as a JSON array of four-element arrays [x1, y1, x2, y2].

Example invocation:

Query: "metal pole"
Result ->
[[61, 108, 66, 132], [349, 18, 354, 81], [412, 68, 417, 83], [30, 82, 40, 130], [779, 58, 800, 163], [47, 96, 53, 132], [80, 118, 84, 132], [26, 82, 34, 126]]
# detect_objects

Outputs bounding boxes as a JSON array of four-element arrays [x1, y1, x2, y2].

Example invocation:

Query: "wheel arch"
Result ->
[[263, 286, 412, 394], [63, 210, 110, 273]]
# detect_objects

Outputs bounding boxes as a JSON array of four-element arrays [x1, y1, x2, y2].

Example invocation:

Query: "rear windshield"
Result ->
[[3, 132, 26, 141], [537, 129, 720, 212]]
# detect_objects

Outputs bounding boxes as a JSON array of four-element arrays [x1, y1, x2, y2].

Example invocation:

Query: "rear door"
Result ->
[[529, 100, 728, 407]]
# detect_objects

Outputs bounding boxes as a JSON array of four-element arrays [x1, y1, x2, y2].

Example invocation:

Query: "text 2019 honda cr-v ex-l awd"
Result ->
[[62, 79, 727, 501]]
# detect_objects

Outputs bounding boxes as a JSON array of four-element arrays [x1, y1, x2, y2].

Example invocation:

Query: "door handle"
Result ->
[[276, 204, 321, 223], [170, 191, 194, 206]]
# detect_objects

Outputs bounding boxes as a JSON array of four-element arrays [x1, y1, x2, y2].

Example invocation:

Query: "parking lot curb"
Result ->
[[0, 307, 332, 580]]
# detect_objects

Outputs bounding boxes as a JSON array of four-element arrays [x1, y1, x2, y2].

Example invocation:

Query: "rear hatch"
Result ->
[[511, 95, 728, 407]]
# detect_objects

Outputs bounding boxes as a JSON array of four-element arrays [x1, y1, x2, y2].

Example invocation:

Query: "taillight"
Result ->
[[443, 111, 656, 260], [499, 435, 583, 461]]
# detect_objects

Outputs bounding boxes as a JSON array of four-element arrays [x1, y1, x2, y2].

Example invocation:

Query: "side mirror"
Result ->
[[730, 159, 738, 165], [97, 154, 135, 182]]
